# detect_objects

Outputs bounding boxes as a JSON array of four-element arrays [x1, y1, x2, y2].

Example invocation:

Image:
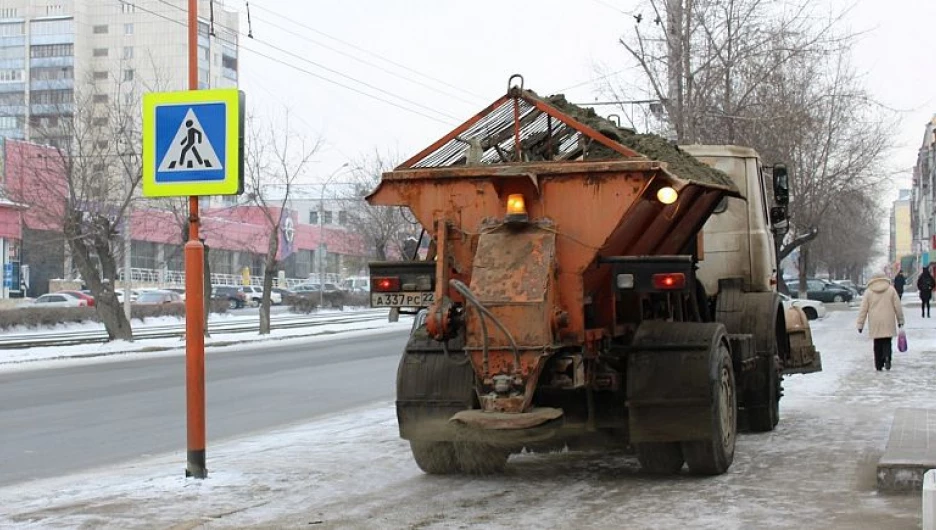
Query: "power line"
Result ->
[[124, 1, 459, 126], [149, 0, 460, 123], [248, 2, 487, 102], [242, 10, 483, 107]]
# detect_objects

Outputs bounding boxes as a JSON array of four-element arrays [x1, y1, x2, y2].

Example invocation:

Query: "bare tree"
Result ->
[[616, 0, 894, 287], [244, 111, 321, 334], [344, 151, 420, 261], [7, 72, 149, 340]]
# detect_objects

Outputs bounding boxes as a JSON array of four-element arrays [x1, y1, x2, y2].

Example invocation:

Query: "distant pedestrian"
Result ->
[[856, 277, 905, 371], [918, 267, 935, 318], [893, 270, 906, 299]]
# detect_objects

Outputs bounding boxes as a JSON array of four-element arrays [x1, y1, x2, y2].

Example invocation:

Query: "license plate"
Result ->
[[371, 292, 434, 307]]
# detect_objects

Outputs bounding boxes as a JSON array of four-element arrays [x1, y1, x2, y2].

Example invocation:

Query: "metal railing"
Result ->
[[117, 268, 344, 289]]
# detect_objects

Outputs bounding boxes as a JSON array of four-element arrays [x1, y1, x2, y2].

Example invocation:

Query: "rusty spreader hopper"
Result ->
[[367, 79, 738, 427]]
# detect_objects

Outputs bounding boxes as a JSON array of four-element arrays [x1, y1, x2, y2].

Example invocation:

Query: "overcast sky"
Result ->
[[224, 0, 933, 199]]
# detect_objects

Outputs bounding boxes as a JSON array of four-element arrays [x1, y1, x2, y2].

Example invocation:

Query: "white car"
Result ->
[[239, 286, 282, 305], [779, 292, 826, 320], [32, 292, 89, 308]]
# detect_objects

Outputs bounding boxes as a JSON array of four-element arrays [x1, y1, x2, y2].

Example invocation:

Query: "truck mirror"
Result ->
[[773, 164, 789, 206], [770, 206, 789, 236]]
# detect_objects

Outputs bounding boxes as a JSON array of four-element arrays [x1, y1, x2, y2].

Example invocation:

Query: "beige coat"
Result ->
[[856, 277, 905, 338]]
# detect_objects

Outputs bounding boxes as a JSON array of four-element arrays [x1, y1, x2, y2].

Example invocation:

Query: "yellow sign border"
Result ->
[[142, 89, 242, 197]]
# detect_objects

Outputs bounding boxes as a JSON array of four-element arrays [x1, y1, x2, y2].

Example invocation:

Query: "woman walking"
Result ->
[[918, 267, 935, 317], [856, 276, 905, 371]]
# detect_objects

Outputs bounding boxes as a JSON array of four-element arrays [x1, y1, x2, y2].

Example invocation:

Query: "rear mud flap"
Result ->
[[783, 307, 822, 375], [626, 321, 727, 443]]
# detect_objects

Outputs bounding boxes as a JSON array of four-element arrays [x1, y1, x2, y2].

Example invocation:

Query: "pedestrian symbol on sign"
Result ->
[[158, 108, 223, 173]]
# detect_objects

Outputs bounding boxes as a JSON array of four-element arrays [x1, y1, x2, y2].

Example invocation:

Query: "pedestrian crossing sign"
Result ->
[[142, 89, 244, 197]]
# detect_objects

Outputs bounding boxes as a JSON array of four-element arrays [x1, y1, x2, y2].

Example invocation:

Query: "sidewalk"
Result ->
[[874, 294, 936, 490]]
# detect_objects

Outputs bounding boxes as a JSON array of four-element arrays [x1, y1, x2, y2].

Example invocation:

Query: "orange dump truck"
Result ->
[[367, 79, 820, 476]]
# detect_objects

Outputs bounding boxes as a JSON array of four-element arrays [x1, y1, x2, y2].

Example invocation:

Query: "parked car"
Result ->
[[33, 292, 88, 308], [778, 292, 826, 321], [212, 285, 248, 309], [787, 278, 854, 303], [340, 276, 371, 293], [135, 290, 183, 305], [165, 288, 187, 301], [833, 279, 864, 296], [59, 290, 95, 307], [271, 287, 294, 302], [239, 285, 282, 306], [292, 282, 345, 307]]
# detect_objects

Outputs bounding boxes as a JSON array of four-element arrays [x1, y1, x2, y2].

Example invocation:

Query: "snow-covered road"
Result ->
[[1, 304, 932, 529]]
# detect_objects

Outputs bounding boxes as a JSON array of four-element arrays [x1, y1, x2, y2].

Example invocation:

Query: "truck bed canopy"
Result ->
[[397, 86, 737, 193]]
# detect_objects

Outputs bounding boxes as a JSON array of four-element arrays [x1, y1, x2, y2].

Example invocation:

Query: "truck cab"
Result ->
[[681, 145, 780, 296]]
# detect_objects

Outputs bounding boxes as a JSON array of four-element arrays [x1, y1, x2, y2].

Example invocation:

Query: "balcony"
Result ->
[[29, 56, 73, 68], [31, 102, 73, 114], [29, 34, 74, 46], [28, 78, 72, 91]]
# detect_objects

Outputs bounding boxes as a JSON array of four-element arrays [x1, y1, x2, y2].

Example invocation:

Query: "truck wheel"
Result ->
[[455, 443, 509, 475], [747, 353, 780, 432], [682, 340, 736, 475], [410, 441, 459, 474], [636, 442, 685, 474]]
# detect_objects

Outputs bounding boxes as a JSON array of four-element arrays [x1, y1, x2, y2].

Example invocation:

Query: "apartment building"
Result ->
[[911, 116, 936, 266], [0, 0, 238, 147]]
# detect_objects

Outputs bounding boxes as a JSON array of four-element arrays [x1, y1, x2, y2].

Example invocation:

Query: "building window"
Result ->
[[0, 92, 24, 105], [222, 54, 237, 71], [309, 211, 318, 224], [92, 71, 108, 80], [0, 69, 23, 82], [31, 89, 72, 104], [124, 23, 133, 35], [30, 44, 73, 58], [338, 211, 347, 225], [0, 8, 18, 18], [323, 211, 333, 224], [0, 22, 24, 36], [0, 116, 17, 129], [198, 21, 209, 37], [121, 2, 136, 14], [92, 117, 108, 126], [123, 92, 134, 105], [30, 67, 73, 80], [123, 46, 133, 59], [30, 115, 61, 128], [93, 48, 108, 57], [92, 94, 108, 104], [123, 69, 134, 81], [0, 46, 24, 60], [46, 5, 64, 16], [92, 25, 108, 34]]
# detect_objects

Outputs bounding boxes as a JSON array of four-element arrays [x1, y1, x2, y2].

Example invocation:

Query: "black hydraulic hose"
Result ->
[[449, 279, 521, 373], [441, 339, 470, 366]]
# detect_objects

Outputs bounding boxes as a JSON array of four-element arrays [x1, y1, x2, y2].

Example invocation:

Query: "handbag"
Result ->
[[898, 329, 908, 352]]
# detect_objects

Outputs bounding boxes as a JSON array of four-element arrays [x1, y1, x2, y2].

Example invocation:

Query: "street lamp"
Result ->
[[318, 162, 350, 307]]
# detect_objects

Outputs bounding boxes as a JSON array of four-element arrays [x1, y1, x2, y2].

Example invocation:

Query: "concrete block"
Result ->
[[877, 408, 936, 491], [925, 470, 936, 530]]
